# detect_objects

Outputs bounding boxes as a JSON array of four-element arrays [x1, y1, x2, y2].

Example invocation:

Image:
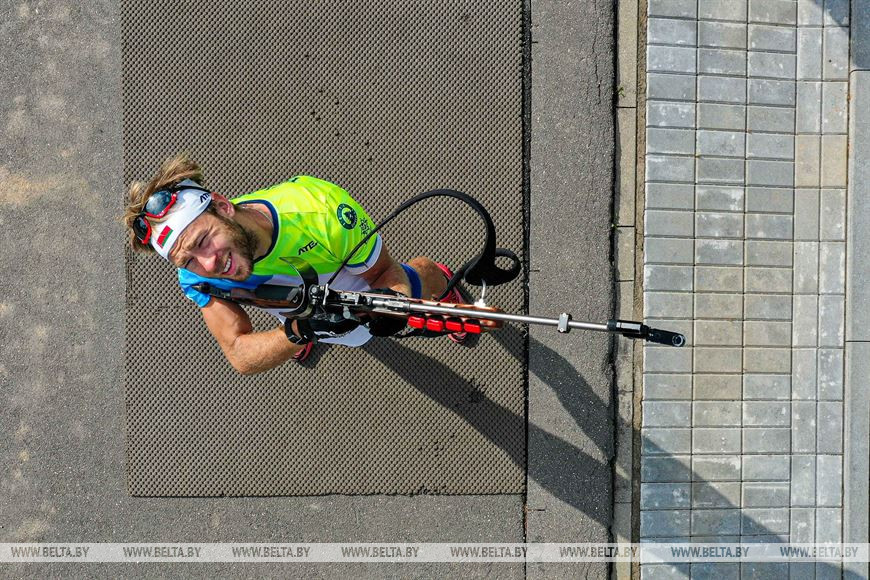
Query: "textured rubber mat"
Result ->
[[122, 0, 524, 496]]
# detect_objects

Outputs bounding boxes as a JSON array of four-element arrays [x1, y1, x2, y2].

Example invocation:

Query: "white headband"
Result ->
[[147, 179, 213, 261]]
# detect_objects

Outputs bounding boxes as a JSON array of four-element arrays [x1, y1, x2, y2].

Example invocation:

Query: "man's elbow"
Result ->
[[232, 360, 259, 376], [224, 346, 258, 376]]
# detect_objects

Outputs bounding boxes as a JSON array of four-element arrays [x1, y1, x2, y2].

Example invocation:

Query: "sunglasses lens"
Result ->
[[143, 189, 175, 217], [133, 216, 151, 242]]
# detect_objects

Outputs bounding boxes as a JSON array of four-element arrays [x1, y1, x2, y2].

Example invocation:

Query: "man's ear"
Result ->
[[211, 192, 235, 217]]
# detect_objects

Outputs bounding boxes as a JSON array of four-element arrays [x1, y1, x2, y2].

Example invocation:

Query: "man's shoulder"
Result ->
[[233, 176, 343, 208]]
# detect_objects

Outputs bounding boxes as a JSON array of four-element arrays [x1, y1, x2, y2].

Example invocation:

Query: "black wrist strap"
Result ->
[[285, 318, 315, 344]]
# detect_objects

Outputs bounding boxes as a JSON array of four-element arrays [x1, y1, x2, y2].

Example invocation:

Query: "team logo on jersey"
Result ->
[[298, 240, 318, 255], [337, 204, 357, 229]]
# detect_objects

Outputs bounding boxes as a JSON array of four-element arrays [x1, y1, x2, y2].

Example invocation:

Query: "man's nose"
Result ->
[[199, 252, 220, 274]]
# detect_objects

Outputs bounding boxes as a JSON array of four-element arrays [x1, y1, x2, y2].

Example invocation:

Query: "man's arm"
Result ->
[[360, 244, 412, 296], [201, 297, 304, 375], [200, 243, 407, 374]]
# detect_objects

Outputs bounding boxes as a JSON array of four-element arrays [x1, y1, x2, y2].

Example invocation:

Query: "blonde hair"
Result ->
[[123, 153, 206, 252]]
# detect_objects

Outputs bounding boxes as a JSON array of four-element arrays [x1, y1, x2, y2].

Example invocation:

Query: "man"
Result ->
[[125, 154, 465, 374]]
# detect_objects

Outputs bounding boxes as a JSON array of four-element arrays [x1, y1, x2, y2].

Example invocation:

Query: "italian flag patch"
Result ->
[[156, 225, 173, 248]]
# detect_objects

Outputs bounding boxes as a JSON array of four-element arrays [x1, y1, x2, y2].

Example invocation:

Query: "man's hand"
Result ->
[[284, 318, 315, 344], [365, 288, 408, 337], [288, 315, 361, 343]]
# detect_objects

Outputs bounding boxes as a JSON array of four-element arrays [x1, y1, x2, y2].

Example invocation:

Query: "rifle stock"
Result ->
[[347, 291, 503, 330]]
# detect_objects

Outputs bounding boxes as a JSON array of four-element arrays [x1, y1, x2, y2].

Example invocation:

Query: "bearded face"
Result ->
[[170, 208, 259, 281]]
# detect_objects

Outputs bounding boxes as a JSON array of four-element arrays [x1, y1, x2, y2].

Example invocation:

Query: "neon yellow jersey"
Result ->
[[178, 176, 382, 346], [234, 175, 379, 278]]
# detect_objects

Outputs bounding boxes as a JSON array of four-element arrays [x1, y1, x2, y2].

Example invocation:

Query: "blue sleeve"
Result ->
[[178, 269, 212, 307], [177, 269, 274, 307]]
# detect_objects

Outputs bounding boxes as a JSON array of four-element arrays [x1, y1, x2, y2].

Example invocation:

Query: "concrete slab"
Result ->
[[618, 0, 640, 107], [617, 108, 638, 227], [852, 0, 870, 70], [846, 13, 870, 580], [844, 343, 870, 579], [847, 71, 870, 341]]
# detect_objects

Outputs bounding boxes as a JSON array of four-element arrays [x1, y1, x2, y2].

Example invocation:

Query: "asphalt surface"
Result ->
[[0, 1, 615, 578], [527, 0, 616, 577]]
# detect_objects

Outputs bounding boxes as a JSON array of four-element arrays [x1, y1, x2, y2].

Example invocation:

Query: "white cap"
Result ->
[[147, 179, 213, 261]]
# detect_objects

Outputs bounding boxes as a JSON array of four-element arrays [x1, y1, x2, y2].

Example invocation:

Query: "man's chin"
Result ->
[[228, 264, 252, 281]]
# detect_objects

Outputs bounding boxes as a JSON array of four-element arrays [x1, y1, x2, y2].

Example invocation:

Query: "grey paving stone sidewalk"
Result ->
[[638, 0, 863, 578]]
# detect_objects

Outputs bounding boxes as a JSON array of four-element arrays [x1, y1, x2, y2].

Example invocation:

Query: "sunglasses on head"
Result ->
[[133, 182, 211, 244]]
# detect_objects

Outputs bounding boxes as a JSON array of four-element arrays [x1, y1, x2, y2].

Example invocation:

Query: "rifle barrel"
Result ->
[[369, 299, 609, 333]]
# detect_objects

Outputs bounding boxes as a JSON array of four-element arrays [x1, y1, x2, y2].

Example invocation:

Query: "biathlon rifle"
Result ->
[[194, 188, 685, 347], [193, 278, 685, 346]]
